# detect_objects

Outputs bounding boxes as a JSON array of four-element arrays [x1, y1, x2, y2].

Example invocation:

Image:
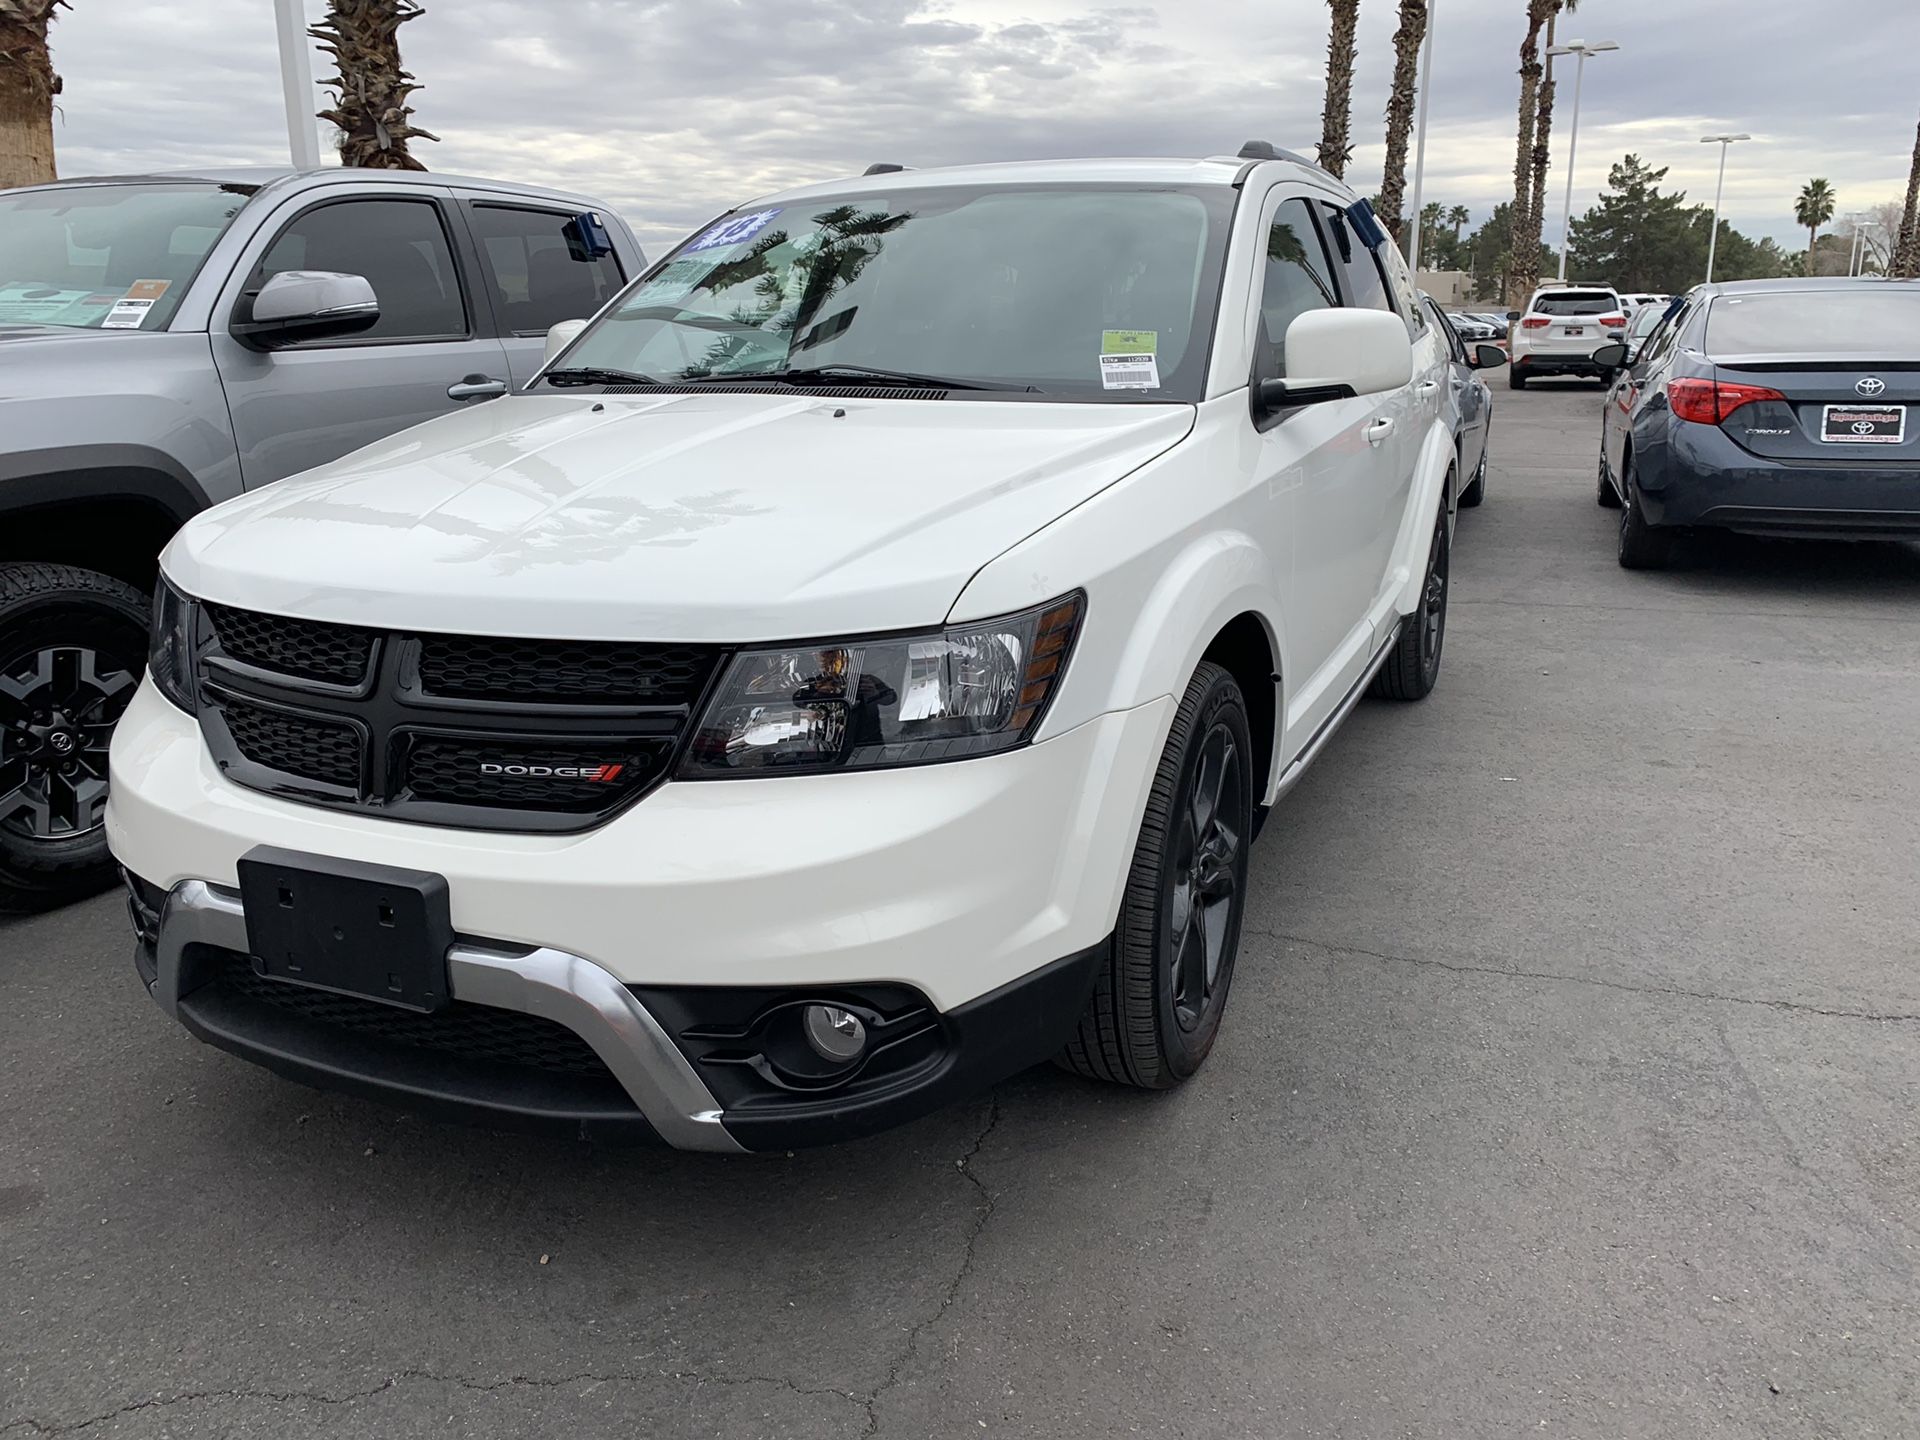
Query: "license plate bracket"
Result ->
[[1563, 326, 1584, 336], [1821, 404, 1906, 445], [237, 847, 453, 1012]]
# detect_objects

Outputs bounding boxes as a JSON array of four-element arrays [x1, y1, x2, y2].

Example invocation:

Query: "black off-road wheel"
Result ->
[[1059, 661, 1252, 1089], [1371, 493, 1451, 701], [0, 564, 149, 913]]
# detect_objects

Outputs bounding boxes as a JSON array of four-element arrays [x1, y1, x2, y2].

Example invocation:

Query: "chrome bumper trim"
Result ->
[[152, 880, 743, 1153]]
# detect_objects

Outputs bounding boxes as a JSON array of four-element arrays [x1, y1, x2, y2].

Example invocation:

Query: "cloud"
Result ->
[[40, 0, 1916, 255]]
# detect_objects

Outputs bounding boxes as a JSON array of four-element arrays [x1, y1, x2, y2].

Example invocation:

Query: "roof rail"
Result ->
[[1236, 140, 1319, 167], [863, 163, 909, 176]]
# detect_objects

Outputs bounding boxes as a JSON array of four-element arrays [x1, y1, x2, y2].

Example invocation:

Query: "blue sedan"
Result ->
[[1596, 278, 1920, 569]]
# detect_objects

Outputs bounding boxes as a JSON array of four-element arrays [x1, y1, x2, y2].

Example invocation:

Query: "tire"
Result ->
[[1458, 442, 1487, 508], [1616, 456, 1674, 570], [1508, 367, 1528, 391], [0, 563, 151, 913], [1371, 491, 1451, 701], [1596, 451, 1622, 508], [1059, 661, 1252, 1089]]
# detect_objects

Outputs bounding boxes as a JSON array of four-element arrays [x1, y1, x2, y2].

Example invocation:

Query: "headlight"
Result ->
[[681, 593, 1083, 776], [148, 576, 198, 714]]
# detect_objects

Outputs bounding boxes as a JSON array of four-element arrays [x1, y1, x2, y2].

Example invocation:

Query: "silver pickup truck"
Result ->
[[0, 166, 646, 909]]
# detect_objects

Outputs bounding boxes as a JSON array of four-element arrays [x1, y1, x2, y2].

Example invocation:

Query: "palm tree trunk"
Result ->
[[0, 0, 65, 190], [1506, 0, 1553, 306], [310, 0, 438, 170], [1894, 111, 1920, 279], [1807, 226, 1819, 276], [1376, 0, 1427, 243], [1526, 9, 1559, 267], [1316, 0, 1360, 178]]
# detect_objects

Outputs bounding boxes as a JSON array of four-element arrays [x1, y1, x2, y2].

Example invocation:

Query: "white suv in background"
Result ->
[[1508, 283, 1628, 388], [109, 146, 1459, 1152]]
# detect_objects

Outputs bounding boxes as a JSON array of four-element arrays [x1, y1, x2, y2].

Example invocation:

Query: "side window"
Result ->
[[1425, 299, 1465, 364], [1643, 301, 1691, 367], [468, 204, 626, 336], [1318, 203, 1394, 316], [1255, 198, 1339, 378], [256, 198, 466, 342]]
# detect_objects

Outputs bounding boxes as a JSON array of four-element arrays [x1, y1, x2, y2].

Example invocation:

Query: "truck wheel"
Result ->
[[0, 564, 149, 913], [1371, 492, 1451, 701], [1616, 458, 1674, 570], [1059, 661, 1251, 1089]]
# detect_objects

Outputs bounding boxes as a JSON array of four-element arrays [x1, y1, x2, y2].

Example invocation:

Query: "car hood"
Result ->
[[166, 392, 1194, 641]]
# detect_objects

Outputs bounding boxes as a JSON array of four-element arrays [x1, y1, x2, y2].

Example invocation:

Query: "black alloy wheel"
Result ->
[[1166, 720, 1245, 1035], [1372, 492, 1451, 701]]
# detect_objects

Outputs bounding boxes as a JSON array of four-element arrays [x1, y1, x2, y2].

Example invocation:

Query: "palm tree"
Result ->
[[1894, 111, 1920, 279], [1448, 204, 1470, 241], [1419, 201, 1443, 262], [309, 0, 438, 170], [1316, 0, 1360, 178], [1506, 0, 1556, 305], [1795, 179, 1836, 275], [1526, 0, 1579, 278], [1376, 0, 1428, 242], [0, 0, 65, 190]]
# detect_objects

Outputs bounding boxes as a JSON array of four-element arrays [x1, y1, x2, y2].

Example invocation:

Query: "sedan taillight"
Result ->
[[1668, 377, 1787, 425], [1520, 316, 1551, 330]]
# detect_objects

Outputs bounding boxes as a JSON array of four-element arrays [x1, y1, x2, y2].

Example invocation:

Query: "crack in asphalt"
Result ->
[[1251, 929, 1920, 1024], [6, 1103, 1013, 1440], [1, 1368, 868, 1436], [858, 1093, 1004, 1438]]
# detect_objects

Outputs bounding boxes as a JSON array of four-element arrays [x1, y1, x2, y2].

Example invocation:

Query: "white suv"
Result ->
[[108, 148, 1458, 1152], [1508, 283, 1628, 388]]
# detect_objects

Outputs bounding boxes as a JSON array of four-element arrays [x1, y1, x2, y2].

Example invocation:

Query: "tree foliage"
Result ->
[[1565, 154, 1791, 292]]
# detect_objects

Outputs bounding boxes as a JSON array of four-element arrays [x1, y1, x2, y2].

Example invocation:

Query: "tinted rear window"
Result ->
[[1704, 289, 1920, 356], [1531, 291, 1617, 315]]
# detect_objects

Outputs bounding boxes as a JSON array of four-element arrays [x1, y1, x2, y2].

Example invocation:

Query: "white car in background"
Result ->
[[1507, 283, 1628, 388], [109, 146, 1461, 1151]]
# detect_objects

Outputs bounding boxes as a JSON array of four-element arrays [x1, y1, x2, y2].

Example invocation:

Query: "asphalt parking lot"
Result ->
[[5, 381, 1918, 1440]]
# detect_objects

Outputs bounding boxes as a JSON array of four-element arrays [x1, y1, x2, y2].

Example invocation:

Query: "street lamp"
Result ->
[[1405, 0, 1439, 277], [1547, 39, 1620, 282], [1699, 133, 1750, 282]]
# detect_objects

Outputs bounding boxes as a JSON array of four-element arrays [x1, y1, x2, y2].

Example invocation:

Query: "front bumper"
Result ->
[[110, 681, 1167, 1148]]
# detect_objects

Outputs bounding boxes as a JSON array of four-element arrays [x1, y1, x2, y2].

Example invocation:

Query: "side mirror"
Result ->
[[1505, 309, 1521, 322], [543, 318, 589, 365], [1256, 309, 1415, 411], [1471, 342, 1508, 370], [233, 270, 378, 349], [1590, 342, 1629, 370]]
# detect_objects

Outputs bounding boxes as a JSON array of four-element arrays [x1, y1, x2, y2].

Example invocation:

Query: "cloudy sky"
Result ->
[[43, 0, 1918, 257]]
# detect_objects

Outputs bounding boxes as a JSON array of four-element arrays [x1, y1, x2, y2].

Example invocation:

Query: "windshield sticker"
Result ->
[[0, 284, 117, 326], [100, 278, 171, 328], [628, 259, 706, 307], [686, 209, 782, 253], [1100, 330, 1160, 390]]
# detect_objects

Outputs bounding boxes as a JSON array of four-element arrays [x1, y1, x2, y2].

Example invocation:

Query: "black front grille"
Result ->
[[219, 696, 362, 790], [417, 635, 717, 705], [213, 953, 614, 1078], [195, 606, 719, 832], [207, 604, 374, 685]]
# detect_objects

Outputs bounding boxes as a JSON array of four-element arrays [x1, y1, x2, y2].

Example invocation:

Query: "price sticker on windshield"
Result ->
[[1100, 329, 1160, 390], [686, 209, 782, 253]]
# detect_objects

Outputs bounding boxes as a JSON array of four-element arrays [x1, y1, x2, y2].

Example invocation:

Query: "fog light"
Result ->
[[802, 1004, 867, 1064]]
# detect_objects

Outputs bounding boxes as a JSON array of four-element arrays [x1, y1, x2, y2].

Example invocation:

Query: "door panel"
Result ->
[[210, 192, 513, 488]]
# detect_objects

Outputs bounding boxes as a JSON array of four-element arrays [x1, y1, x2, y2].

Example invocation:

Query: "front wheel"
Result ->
[[1371, 491, 1451, 701], [1059, 661, 1252, 1089], [0, 563, 150, 912]]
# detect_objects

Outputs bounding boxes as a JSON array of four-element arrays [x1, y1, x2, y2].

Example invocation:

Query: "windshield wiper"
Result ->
[[542, 366, 662, 388], [742, 364, 1038, 393]]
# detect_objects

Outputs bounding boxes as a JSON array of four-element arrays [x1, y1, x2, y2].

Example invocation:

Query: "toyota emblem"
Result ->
[[1852, 420, 1877, 435], [48, 731, 76, 755], [1856, 377, 1887, 397]]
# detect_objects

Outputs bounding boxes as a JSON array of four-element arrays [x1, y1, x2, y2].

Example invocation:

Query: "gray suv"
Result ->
[[0, 167, 645, 909]]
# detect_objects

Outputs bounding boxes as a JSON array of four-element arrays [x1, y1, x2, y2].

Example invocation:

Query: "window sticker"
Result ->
[[1099, 329, 1160, 390], [628, 258, 706, 307], [0, 284, 101, 325], [100, 279, 171, 330], [685, 209, 782, 253]]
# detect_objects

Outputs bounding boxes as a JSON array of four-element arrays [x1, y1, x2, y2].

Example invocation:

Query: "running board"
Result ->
[[1270, 622, 1401, 805]]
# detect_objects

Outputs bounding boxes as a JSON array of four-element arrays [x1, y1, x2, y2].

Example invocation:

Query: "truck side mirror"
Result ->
[[233, 270, 379, 350]]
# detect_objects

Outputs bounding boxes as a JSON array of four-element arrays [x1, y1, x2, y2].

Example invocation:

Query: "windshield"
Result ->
[[1705, 288, 1920, 356], [0, 182, 250, 330], [557, 183, 1237, 400], [1531, 291, 1618, 316]]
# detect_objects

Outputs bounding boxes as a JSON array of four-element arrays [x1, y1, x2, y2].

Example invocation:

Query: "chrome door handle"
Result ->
[[448, 375, 509, 402], [1365, 417, 1396, 446]]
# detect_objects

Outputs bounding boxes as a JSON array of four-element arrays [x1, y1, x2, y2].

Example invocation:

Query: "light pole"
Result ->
[[273, 0, 323, 170], [1405, 0, 1439, 278], [1548, 39, 1619, 282], [1699, 133, 1750, 282]]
